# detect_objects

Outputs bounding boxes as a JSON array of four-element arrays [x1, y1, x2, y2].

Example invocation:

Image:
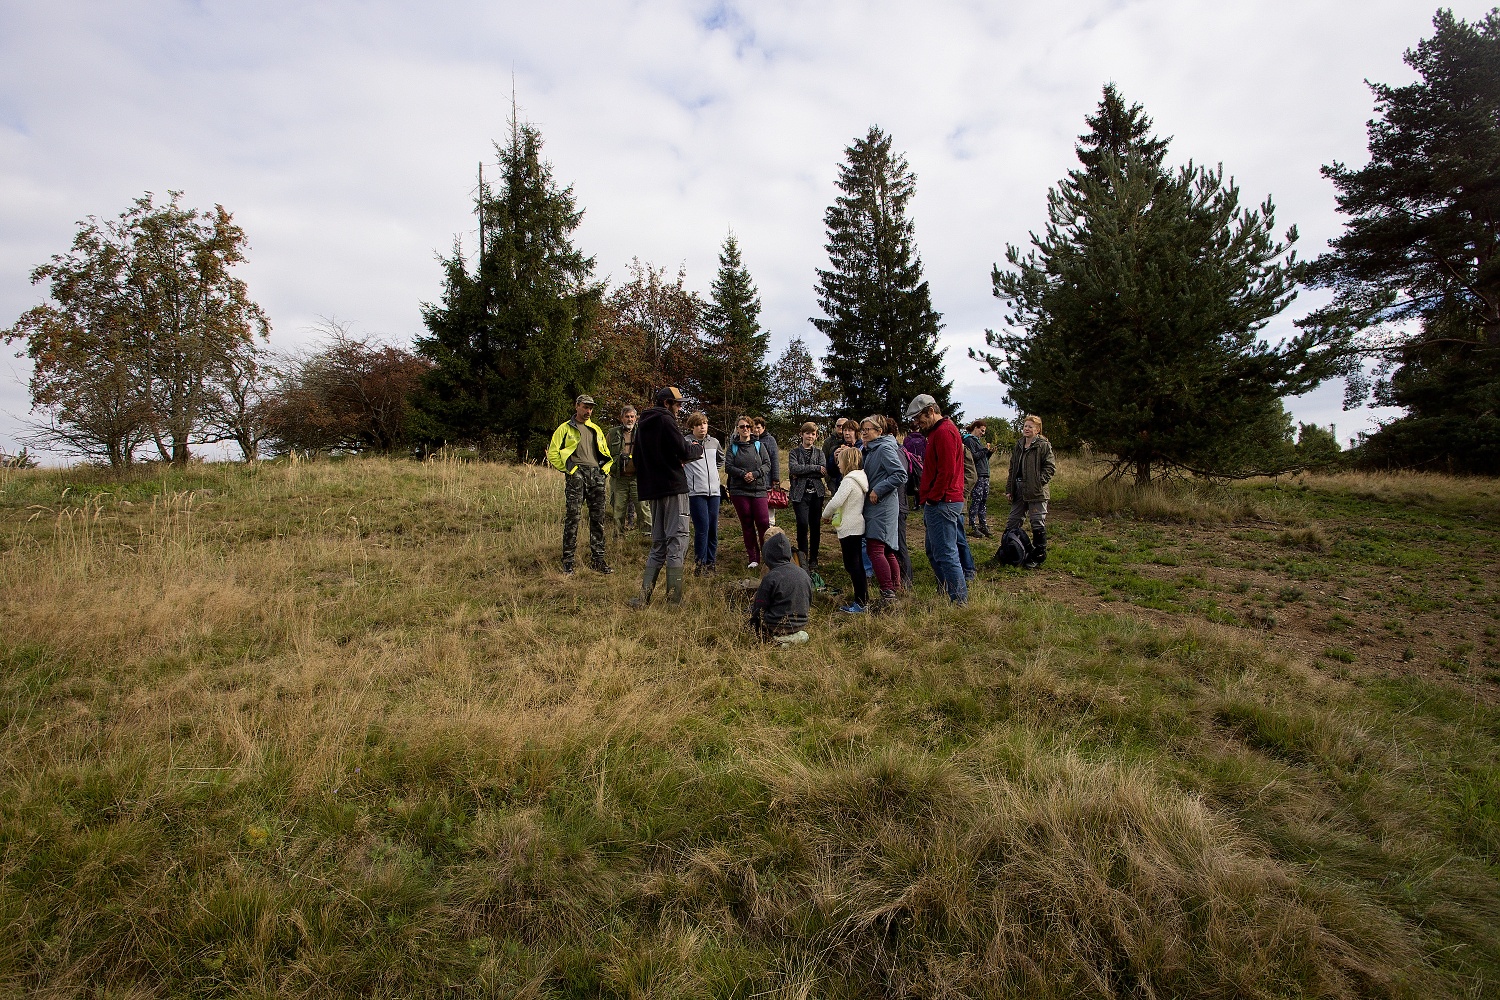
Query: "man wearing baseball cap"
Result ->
[[905, 393, 968, 603], [545, 394, 613, 575], [630, 386, 699, 605]]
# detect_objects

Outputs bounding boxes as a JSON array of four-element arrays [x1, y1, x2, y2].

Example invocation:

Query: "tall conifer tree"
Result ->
[[813, 127, 950, 418], [1301, 10, 1500, 473], [416, 115, 601, 459], [975, 86, 1343, 483], [700, 232, 770, 434]]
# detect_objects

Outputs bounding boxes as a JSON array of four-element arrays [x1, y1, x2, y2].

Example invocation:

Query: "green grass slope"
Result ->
[[0, 456, 1496, 998]]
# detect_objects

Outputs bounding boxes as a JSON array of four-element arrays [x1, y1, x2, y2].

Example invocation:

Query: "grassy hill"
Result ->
[[0, 455, 1496, 998]]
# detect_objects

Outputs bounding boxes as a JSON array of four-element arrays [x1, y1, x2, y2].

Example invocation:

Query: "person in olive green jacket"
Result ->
[[1004, 414, 1056, 568], [605, 404, 651, 534], [546, 395, 614, 575]]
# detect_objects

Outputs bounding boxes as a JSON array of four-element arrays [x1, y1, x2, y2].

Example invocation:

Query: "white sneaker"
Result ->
[[773, 630, 809, 645], [748, 561, 759, 569]]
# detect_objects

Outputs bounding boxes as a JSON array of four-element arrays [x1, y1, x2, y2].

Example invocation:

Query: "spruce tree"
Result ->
[[1301, 10, 1500, 473], [768, 336, 835, 426], [700, 232, 770, 434], [813, 127, 951, 418], [415, 116, 601, 460], [1075, 83, 1170, 183], [974, 86, 1344, 483]]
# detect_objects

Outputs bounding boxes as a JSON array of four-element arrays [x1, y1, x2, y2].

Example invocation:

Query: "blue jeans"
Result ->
[[922, 501, 969, 603], [689, 494, 719, 566]]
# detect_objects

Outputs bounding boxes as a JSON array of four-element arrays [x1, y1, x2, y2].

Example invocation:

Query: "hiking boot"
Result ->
[[562, 560, 576, 575], [772, 630, 810, 645], [590, 558, 613, 575]]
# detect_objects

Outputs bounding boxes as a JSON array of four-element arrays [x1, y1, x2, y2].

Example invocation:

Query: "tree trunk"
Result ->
[[1135, 456, 1151, 487]]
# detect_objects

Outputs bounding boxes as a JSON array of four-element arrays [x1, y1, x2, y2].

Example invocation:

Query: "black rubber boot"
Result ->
[[1024, 526, 1048, 569], [665, 567, 685, 605], [630, 564, 662, 606]]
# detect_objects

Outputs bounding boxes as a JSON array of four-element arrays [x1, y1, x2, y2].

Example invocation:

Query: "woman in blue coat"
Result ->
[[857, 416, 907, 605]]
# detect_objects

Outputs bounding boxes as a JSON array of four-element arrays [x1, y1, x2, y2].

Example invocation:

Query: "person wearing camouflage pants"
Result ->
[[563, 466, 609, 571], [546, 395, 614, 575]]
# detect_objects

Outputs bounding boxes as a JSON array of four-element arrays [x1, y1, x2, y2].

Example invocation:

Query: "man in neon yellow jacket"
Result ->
[[547, 395, 613, 575]]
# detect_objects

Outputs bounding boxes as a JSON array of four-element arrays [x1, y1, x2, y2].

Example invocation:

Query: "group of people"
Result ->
[[546, 388, 1056, 641]]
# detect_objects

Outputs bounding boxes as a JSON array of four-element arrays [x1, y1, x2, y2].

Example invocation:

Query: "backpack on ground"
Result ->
[[993, 527, 1033, 567]]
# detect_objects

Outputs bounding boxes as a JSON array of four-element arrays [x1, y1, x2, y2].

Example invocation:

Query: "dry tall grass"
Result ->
[[0, 456, 1495, 997]]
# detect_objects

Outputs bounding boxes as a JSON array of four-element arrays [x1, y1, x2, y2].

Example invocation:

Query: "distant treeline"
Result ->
[[5, 9, 1496, 476]]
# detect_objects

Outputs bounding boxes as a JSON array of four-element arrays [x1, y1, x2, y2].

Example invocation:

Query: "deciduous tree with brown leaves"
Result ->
[[4, 191, 269, 467]]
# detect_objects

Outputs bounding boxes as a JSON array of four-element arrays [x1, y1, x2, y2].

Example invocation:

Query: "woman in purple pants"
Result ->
[[724, 416, 772, 568]]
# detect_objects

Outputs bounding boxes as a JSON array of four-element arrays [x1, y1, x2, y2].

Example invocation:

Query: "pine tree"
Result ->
[[813, 127, 951, 419], [768, 336, 836, 426], [415, 115, 601, 460], [1301, 10, 1500, 473], [700, 233, 770, 434], [974, 86, 1343, 483]]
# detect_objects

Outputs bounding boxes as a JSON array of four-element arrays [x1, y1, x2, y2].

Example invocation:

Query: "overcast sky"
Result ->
[[1, 1, 1482, 461]]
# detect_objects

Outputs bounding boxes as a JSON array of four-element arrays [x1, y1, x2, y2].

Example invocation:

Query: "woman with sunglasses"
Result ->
[[725, 416, 772, 567]]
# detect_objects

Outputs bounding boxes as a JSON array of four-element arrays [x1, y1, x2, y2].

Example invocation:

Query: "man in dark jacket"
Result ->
[[1004, 414, 1056, 568], [751, 528, 811, 644], [908, 393, 969, 603], [632, 386, 697, 605]]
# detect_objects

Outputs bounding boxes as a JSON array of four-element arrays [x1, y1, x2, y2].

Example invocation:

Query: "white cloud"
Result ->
[[0, 0, 1477, 460]]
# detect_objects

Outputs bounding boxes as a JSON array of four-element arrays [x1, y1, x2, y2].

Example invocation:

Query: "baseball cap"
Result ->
[[575, 394, 595, 406], [903, 394, 938, 420], [654, 386, 684, 405]]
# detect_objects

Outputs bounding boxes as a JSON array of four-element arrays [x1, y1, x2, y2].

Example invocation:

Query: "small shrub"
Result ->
[[1277, 525, 1329, 553], [1323, 646, 1356, 664]]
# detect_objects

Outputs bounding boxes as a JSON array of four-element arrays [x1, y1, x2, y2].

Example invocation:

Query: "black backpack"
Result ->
[[994, 527, 1033, 567]]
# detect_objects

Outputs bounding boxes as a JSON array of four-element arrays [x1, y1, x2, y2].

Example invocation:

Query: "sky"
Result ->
[[0, 0, 1482, 462]]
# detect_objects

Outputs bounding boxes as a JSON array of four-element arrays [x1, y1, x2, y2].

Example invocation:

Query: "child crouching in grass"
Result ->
[[751, 527, 811, 645]]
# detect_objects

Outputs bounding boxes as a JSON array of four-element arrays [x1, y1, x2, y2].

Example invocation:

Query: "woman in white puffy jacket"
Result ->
[[822, 446, 869, 612]]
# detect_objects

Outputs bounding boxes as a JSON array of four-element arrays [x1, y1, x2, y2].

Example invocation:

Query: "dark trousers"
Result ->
[[563, 466, 607, 567], [968, 477, 991, 532], [792, 497, 822, 566], [896, 494, 914, 586], [689, 494, 719, 566], [731, 495, 770, 564], [867, 539, 899, 593], [839, 535, 869, 606]]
